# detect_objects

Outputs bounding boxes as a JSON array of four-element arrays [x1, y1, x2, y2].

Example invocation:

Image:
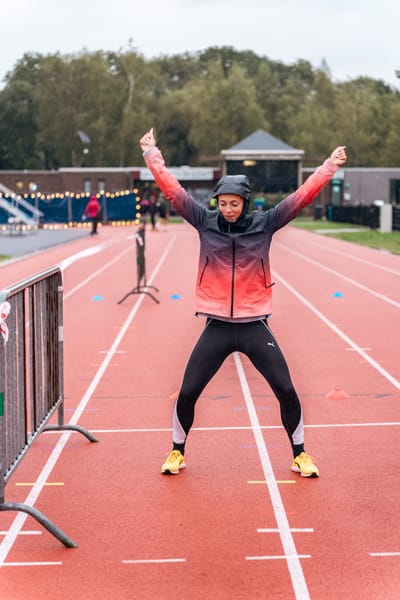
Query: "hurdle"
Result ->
[[117, 224, 159, 304], [0, 266, 98, 549]]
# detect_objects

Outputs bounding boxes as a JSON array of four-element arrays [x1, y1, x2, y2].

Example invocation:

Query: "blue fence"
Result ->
[[0, 193, 139, 225]]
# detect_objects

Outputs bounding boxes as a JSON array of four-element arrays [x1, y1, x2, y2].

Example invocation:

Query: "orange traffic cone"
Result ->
[[326, 387, 350, 399]]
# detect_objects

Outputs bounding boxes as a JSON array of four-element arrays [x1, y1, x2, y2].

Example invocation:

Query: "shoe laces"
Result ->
[[167, 450, 182, 461], [298, 452, 314, 463]]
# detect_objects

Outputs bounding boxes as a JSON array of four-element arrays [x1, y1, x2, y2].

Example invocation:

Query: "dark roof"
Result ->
[[221, 129, 304, 158]]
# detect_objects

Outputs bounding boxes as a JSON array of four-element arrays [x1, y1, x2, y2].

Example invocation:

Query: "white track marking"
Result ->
[[122, 558, 186, 564], [276, 243, 400, 308], [369, 552, 400, 557], [63, 244, 132, 300], [0, 236, 176, 566], [0, 531, 41, 536], [2, 561, 62, 567], [71, 422, 400, 435], [234, 352, 311, 600], [245, 555, 311, 561], [286, 235, 400, 277], [59, 244, 104, 271], [273, 271, 400, 391]]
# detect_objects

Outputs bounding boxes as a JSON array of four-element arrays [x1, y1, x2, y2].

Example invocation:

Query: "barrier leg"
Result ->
[[43, 424, 99, 442], [117, 285, 160, 305], [0, 502, 78, 548]]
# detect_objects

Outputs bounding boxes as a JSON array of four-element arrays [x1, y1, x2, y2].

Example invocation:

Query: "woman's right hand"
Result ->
[[140, 128, 156, 152]]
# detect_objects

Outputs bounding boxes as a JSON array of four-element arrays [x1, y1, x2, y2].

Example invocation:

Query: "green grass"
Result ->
[[292, 218, 400, 254]]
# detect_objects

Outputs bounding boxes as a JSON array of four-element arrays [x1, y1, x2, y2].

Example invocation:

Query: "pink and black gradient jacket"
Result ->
[[143, 147, 339, 320]]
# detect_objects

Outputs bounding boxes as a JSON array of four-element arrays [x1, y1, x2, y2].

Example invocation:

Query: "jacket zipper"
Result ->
[[230, 236, 236, 317]]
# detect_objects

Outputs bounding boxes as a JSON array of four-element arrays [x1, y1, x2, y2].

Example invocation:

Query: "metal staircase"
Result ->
[[0, 183, 43, 226]]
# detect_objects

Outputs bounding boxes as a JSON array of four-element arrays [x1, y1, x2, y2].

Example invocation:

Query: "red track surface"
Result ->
[[0, 223, 399, 599]]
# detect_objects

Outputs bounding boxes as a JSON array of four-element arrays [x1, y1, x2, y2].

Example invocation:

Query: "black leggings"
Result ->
[[173, 319, 304, 451]]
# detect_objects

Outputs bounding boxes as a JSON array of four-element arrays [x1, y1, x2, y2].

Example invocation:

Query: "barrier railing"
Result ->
[[118, 224, 159, 305], [0, 266, 98, 548]]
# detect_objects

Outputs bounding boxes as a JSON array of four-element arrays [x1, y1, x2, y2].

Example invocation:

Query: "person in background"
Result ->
[[140, 127, 346, 479], [83, 194, 101, 235]]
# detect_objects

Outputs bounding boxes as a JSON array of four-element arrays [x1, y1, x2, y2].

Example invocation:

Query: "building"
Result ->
[[221, 129, 304, 194]]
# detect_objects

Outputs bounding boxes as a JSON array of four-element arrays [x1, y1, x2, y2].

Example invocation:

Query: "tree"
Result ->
[[187, 63, 267, 160]]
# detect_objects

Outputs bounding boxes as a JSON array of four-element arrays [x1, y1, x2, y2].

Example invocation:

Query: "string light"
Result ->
[[0, 189, 136, 201]]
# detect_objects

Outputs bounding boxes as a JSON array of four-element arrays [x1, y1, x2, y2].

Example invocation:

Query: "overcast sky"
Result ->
[[2, 0, 400, 89]]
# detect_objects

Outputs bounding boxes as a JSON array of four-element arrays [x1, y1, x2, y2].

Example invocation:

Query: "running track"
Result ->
[[0, 223, 399, 599]]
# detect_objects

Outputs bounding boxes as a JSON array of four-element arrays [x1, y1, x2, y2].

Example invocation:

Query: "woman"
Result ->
[[140, 128, 347, 478], [82, 194, 101, 235]]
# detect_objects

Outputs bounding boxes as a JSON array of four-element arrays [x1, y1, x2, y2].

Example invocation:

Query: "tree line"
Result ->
[[1, 45, 399, 171]]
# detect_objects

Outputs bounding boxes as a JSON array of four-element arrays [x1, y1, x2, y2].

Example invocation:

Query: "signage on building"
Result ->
[[139, 167, 215, 181]]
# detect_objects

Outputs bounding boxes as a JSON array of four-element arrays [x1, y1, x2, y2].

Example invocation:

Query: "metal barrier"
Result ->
[[117, 224, 159, 305], [328, 205, 380, 228], [0, 266, 98, 548], [393, 205, 400, 231]]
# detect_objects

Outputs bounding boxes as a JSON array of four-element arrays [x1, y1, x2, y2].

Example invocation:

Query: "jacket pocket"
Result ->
[[261, 258, 275, 289], [199, 256, 209, 286]]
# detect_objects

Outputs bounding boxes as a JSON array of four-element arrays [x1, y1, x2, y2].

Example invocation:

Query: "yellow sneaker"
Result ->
[[161, 450, 186, 475], [291, 452, 319, 478]]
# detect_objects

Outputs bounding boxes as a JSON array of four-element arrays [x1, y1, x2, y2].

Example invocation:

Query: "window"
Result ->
[[83, 179, 91, 194]]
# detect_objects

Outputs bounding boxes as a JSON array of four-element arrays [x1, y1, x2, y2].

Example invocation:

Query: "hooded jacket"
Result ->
[[83, 195, 101, 218], [143, 147, 338, 319]]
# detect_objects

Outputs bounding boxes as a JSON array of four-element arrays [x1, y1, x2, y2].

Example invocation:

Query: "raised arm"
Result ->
[[267, 145, 347, 230], [140, 129, 206, 227]]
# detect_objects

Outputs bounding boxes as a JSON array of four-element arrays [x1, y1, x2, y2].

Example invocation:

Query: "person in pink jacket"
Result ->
[[140, 128, 346, 478]]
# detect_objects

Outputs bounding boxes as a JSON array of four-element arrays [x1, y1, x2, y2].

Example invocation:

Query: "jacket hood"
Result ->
[[213, 175, 251, 201], [212, 174, 251, 217]]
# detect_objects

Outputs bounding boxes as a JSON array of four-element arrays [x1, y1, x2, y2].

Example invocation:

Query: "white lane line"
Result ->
[[287, 235, 400, 277], [59, 244, 104, 271], [246, 555, 311, 561], [273, 270, 400, 391], [2, 561, 62, 567], [276, 243, 400, 308], [74, 422, 400, 434], [0, 531, 41, 536], [122, 558, 186, 564], [369, 552, 400, 557], [234, 352, 311, 600], [0, 236, 177, 567], [63, 244, 132, 300]]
